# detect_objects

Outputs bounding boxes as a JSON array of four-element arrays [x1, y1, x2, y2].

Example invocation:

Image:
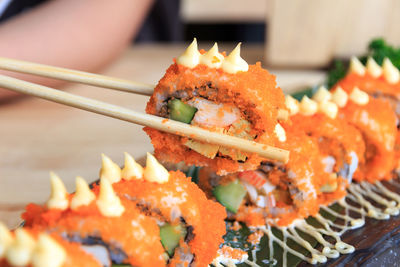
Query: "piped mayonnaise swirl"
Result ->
[[177, 39, 249, 74]]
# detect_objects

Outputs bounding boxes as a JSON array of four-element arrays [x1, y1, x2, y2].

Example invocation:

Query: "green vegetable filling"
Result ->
[[168, 99, 197, 124], [213, 179, 247, 213], [159, 223, 187, 257]]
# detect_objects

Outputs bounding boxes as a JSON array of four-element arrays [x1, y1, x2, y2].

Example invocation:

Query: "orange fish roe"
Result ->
[[336, 72, 400, 99], [145, 62, 285, 175], [110, 171, 227, 267], [235, 205, 268, 227], [275, 123, 323, 215], [247, 230, 263, 245], [291, 113, 365, 170], [282, 122, 349, 208], [335, 97, 397, 182], [217, 245, 247, 261], [22, 199, 166, 267]]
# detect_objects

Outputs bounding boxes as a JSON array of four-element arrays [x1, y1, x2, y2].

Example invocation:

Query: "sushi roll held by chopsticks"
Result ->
[[145, 39, 286, 175]]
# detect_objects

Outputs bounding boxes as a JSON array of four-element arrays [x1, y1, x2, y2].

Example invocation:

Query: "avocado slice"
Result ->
[[213, 179, 247, 213], [168, 99, 197, 124], [159, 223, 187, 257]]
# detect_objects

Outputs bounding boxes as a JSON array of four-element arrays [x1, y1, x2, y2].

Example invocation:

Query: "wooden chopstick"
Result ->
[[0, 74, 289, 163], [0, 57, 289, 121], [0, 57, 154, 96]]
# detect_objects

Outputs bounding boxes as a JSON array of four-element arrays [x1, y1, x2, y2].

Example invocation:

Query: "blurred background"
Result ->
[[3, 0, 400, 68], [138, 0, 400, 67]]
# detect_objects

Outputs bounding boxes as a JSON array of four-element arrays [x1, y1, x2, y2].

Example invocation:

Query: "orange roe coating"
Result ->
[[145, 62, 285, 175], [335, 97, 397, 182], [217, 245, 247, 261], [22, 199, 166, 267], [291, 113, 365, 169], [247, 230, 263, 245], [274, 123, 323, 224], [110, 171, 227, 267], [336, 72, 400, 99]]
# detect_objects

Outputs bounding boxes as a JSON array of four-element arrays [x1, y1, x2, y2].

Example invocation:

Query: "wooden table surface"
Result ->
[[0, 43, 325, 228]]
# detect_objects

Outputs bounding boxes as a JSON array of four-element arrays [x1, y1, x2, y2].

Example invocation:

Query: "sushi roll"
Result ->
[[335, 90, 396, 182], [335, 57, 400, 177], [337, 57, 400, 115], [331, 58, 398, 182], [198, 124, 328, 227], [0, 225, 101, 267], [23, 174, 167, 267], [145, 39, 285, 175], [21, 153, 227, 267], [289, 87, 366, 184], [109, 153, 227, 267]]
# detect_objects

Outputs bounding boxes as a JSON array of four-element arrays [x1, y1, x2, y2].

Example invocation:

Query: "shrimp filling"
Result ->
[[159, 93, 257, 161]]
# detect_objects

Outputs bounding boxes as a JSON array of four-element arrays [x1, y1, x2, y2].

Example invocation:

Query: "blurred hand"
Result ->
[[0, 0, 153, 100]]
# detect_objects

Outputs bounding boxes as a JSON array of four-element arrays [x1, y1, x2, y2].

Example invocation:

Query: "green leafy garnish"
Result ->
[[360, 38, 400, 68], [325, 38, 400, 89]]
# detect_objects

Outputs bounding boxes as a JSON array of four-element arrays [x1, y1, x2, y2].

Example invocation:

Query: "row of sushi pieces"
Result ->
[[0, 153, 240, 267], [145, 39, 400, 227]]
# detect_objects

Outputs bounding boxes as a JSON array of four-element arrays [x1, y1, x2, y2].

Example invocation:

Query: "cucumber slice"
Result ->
[[168, 99, 197, 124], [159, 223, 187, 257], [213, 180, 247, 213]]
